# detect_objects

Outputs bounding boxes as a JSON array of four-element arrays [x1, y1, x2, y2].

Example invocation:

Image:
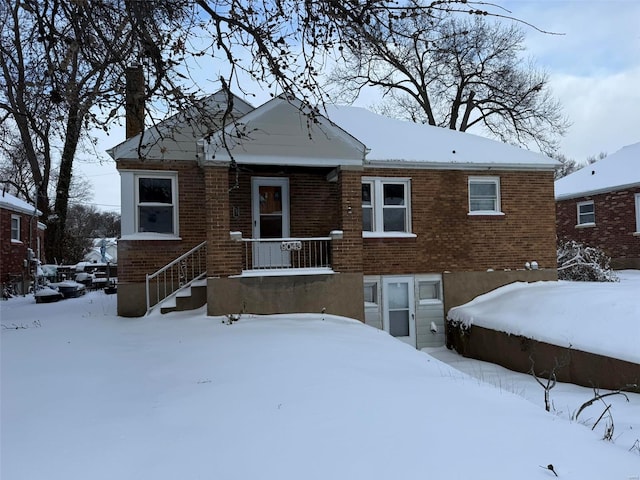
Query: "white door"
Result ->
[[382, 276, 416, 347], [251, 177, 290, 268]]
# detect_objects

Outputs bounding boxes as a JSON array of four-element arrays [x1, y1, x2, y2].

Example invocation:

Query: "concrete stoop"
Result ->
[[159, 280, 207, 314]]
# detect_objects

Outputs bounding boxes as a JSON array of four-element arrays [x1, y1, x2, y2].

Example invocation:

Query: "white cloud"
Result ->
[[551, 65, 640, 160]]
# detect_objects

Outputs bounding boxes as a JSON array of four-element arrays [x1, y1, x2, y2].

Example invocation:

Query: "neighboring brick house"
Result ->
[[556, 142, 640, 269], [0, 191, 45, 293], [109, 90, 558, 349]]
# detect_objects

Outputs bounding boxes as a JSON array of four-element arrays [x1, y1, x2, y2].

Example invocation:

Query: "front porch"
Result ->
[[142, 230, 363, 319], [117, 96, 367, 319]]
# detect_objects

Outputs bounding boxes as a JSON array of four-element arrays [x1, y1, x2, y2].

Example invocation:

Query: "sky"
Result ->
[[78, 0, 640, 213], [2, 272, 639, 479]]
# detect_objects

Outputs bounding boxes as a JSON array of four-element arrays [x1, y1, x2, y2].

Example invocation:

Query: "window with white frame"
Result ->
[[468, 176, 501, 214], [135, 174, 178, 234], [577, 200, 595, 225], [364, 281, 378, 306], [11, 214, 20, 241], [418, 280, 441, 304], [362, 178, 411, 233], [635, 194, 640, 233]]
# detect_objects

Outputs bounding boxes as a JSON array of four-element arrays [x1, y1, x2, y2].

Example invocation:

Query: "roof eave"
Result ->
[[555, 181, 640, 201], [364, 160, 558, 171]]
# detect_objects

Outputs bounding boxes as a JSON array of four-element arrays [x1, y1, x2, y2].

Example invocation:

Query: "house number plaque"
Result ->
[[280, 241, 302, 251]]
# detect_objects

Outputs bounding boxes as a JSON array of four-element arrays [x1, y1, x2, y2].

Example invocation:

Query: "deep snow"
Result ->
[[1, 276, 639, 480], [448, 270, 640, 364]]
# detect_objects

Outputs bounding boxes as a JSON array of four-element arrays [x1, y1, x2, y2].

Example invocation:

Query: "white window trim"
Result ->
[[576, 200, 595, 227], [363, 280, 380, 308], [417, 277, 443, 306], [120, 170, 180, 239], [635, 193, 640, 234], [468, 176, 502, 215], [10, 214, 21, 243], [362, 177, 412, 235]]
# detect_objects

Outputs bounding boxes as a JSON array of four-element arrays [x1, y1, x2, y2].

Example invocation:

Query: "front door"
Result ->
[[251, 177, 290, 268], [382, 276, 416, 347]]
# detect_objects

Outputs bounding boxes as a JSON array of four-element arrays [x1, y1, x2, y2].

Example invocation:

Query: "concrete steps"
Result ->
[[159, 279, 207, 314]]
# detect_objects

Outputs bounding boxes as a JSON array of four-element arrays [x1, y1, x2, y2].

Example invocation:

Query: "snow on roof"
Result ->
[[323, 105, 558, 170], [107, 91, 254, 161], [203, 96, 367, 167], [0, 191, 41, 216], [555, 142, 640, 200]]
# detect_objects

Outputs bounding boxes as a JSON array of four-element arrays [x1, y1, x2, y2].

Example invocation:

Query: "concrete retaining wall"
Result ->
[[447, 323, 640, 392]]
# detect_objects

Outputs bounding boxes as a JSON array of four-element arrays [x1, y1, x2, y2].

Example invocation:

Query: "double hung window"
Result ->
[[136, 174, 177, 234], [11, 215, 20, 242], [577, 200, 595, 226], [362, 178, 411, 233]]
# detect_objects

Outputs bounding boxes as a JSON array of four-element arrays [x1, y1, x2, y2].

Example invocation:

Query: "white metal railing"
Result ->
[[145, 241, 207, 315], [241, 237, 332, 271]]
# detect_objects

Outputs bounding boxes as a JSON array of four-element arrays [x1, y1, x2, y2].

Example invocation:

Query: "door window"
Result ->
[[259, 185, 283, 238]]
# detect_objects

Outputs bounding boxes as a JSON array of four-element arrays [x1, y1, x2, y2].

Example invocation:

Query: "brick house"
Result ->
[[109, 88, 558, 349], [0, 191, 45, 293], [556, 142, 640, 269]]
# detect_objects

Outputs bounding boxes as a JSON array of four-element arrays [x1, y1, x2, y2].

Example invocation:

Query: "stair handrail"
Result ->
[[145, 241, 207, 315]]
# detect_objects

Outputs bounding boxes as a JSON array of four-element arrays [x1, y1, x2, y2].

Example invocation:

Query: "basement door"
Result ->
[[251, 177, 290, 268], [382, 276, 416, 347]]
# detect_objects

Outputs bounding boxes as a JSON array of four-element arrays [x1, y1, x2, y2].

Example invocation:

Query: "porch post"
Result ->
[[332, 167, 363, 273], [203, 165, 242, 277]]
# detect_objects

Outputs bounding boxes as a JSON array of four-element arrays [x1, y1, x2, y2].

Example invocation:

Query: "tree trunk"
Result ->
[[45, 101, 82, 264]]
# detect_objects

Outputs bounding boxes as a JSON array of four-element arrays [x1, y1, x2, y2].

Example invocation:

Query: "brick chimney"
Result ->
[[125, 65, 145, 139]]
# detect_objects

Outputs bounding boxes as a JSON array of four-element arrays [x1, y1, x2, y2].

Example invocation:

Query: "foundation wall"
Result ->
[[207, 273, 364, 321]]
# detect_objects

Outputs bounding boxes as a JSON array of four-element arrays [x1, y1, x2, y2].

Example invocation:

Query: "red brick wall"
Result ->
[[361, 168, 557, 274], [117, 160, 207, 283], [0, 207, 41, 282], [332, 168, 364, 273], [556, 187, 640, 265], [228, 166, 339, 238], [117, 161, 557, 281]]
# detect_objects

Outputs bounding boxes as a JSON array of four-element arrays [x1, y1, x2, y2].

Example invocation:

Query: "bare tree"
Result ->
[[64, 204, 120, 264], [0, 0, 149, 261], [554, 151, 608, 179], [553, 153, 581, 180], [1, 0, 537, 262], [330, 10, 569, 154]]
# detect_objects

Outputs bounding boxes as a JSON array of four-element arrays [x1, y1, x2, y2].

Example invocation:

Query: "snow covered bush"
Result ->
[[557, 240, 618, 282]]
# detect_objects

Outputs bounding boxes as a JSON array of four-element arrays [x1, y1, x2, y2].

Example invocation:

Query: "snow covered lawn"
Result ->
[[1, 278, 639, 480]]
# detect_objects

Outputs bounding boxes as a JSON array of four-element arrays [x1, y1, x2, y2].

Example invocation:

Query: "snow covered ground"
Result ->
[[1, 274, 639, 480], [448, 270, 640, 364]]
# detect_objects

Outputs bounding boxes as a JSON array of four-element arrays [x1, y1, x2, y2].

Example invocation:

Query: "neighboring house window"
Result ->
[[136, 174, 178, 234], [577, 200, 595, 225], [11, 214, 20, 242], [362, 178, 411, 233], [468, 176, 501, 214], [635, 194, 640, 233]]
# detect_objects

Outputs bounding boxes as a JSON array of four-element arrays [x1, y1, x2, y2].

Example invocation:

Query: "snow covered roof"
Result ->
[[0, 191, 41, 216], [202, 96, 367, 167], [323, 105, 558, 170], [110, 91, 557, 170], [555, 142, 640, 200], [107, 91, 254, 161]]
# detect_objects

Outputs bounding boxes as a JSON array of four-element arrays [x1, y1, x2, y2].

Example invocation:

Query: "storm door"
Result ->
[[251, 177, 290, 268], [382, 276, 416, 347]]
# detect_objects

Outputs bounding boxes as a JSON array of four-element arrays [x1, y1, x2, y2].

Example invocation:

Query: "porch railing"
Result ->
[[241, 237, 332, 272], [145, 241, 207, 315]]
